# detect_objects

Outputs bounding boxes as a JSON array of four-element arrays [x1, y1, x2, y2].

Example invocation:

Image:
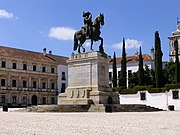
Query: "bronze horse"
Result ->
[[73, 13, 104, 53]]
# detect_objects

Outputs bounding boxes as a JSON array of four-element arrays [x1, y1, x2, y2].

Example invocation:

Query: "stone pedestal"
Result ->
[[58, 51, 119, 105]]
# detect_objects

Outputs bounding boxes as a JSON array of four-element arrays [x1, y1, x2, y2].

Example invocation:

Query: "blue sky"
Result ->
[[0, 0, 179, 61]]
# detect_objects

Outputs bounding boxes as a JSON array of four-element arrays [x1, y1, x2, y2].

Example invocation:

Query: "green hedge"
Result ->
[[113, 86, 168, 94], [147, 88, 167, 93], [165, 84, 180, 90]]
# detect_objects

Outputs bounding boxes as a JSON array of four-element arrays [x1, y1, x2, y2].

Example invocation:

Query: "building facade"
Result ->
[[0, 46, 67, 107], [169, 23, 180, 62], [58, 65, 68, 94]]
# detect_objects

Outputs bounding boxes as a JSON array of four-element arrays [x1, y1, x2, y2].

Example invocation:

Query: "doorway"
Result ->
[[31, 95, 37, 105]]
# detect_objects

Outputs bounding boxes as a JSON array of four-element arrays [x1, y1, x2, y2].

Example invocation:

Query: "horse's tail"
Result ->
[[73, 32, 78, 51]]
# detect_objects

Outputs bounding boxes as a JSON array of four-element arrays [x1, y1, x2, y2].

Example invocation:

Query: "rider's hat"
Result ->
[[83, 11, 91, 17]]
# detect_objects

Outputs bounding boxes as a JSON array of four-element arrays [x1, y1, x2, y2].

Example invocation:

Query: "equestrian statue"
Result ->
[[73, 12, 105, 53]]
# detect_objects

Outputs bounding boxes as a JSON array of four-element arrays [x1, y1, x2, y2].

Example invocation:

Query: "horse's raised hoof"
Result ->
[[83, 48, 85, 52]]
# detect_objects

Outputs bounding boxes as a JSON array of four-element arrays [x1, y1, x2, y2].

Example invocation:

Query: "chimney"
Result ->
[[135, 51, 139, 60], [43, 48, 46, 56], [151, 47, 155, 60], [49, 50, 52, 55]]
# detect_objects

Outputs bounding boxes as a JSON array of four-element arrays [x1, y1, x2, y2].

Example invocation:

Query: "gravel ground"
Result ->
[[0, 111, 180, 135]]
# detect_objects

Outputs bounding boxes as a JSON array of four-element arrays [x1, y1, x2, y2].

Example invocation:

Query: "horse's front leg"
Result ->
[[99, 37, 103, 46], [90, 39, 93, 51], [82, 45, 85, 52], [78, 45, 81, 53], [98, 37, 104, 53]]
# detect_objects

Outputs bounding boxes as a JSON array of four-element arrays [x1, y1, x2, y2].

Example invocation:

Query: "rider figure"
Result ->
[[83, 11, 92, 38]]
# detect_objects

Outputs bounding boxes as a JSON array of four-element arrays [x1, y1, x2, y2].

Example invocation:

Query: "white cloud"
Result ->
[[85, 42, 91, 47], [48, 27, 76, 41], [112, 39, 143, 49], [0, 9, 14, 19]]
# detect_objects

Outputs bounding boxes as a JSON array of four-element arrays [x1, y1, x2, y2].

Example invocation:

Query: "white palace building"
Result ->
[[0, 46, 68, 107]]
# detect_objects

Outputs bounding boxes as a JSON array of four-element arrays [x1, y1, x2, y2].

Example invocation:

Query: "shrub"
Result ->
[[133, 86, 147, 91], [113, 87, 138, 94], [148, 88, 167, 93], [120, 89, 138, 94], [113, 86, 168, 94], [165, 84, 180, 90]]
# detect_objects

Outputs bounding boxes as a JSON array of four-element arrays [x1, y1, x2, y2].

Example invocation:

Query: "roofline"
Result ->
[[0, 45, 68, 59]]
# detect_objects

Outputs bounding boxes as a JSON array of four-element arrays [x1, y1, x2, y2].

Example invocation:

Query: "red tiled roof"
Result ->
[[0, 46, 68, 65], [110, 54, 152, 64], [46, 54, 68, 65]]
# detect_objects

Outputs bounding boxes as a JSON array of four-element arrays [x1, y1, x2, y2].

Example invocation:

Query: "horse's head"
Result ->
[[99, 13, 104, 26], [94, 13, 104, 27]]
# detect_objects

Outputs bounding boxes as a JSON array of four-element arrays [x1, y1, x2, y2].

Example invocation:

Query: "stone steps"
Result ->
[[15, 104, 163, 112], [109, 104, 163, 112]]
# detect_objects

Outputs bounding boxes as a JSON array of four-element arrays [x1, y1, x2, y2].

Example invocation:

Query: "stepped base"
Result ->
[[58, 90, 119, 105], [15, 104, 163, 112]]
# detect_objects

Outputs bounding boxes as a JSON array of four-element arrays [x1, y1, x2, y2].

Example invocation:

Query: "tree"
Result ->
[[128, 71, 138, 88], [112, 51, 117, 87], [127, 65, 155, 88], [138, 47, 144, 86], [144, 65, 155, 86], [154, 31, 163, 88], [119, 38, 127, 88], [164, 62, 175, 84], [174, 39, 180, 84]]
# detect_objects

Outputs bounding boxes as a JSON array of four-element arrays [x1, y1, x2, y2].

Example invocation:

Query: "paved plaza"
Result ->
[[0, 111, 180, 135]]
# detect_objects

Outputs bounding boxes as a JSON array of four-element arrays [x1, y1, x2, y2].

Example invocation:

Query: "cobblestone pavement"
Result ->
[[0, 111, 180, 135]]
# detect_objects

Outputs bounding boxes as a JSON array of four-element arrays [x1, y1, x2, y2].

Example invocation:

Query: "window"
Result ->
[[33, 81, 37, 88], [42, 66, 46, 72], [12, 95, 17, 103], [61, 72, 66, 80], [12, 80, 16, 87], [140, 92, 146, 100], [42, 82, 46, 89], [33, 65, 36, 71], [23, 64, 27, 70], [12, 62, 17, 69], [61, 83, 66, 93], [109, 72, 112, 80], [51, 97, 55, 104], [51, 68, 55, 73], [1, 61, 6, 68], [173, 91, 179, 99], [42, 97, 46, 104], [0, 95, 5, 103], [23, 80, 27, 88], [51, 83, 55, 89], [22, 96, 27, 103], [1, 79, 5, 86]]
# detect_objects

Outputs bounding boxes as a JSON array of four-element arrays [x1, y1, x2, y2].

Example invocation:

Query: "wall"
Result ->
[[120, 89, 180, 110], [58, 65, 68, 93]]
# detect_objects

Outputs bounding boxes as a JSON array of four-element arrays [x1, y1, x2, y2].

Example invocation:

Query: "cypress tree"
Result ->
[[119, 38, 127, 88], [112, 51, 117, 87], [154, 31, 163, 88], [138, 46, 144, 86], [174, 39, 180, 83]]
